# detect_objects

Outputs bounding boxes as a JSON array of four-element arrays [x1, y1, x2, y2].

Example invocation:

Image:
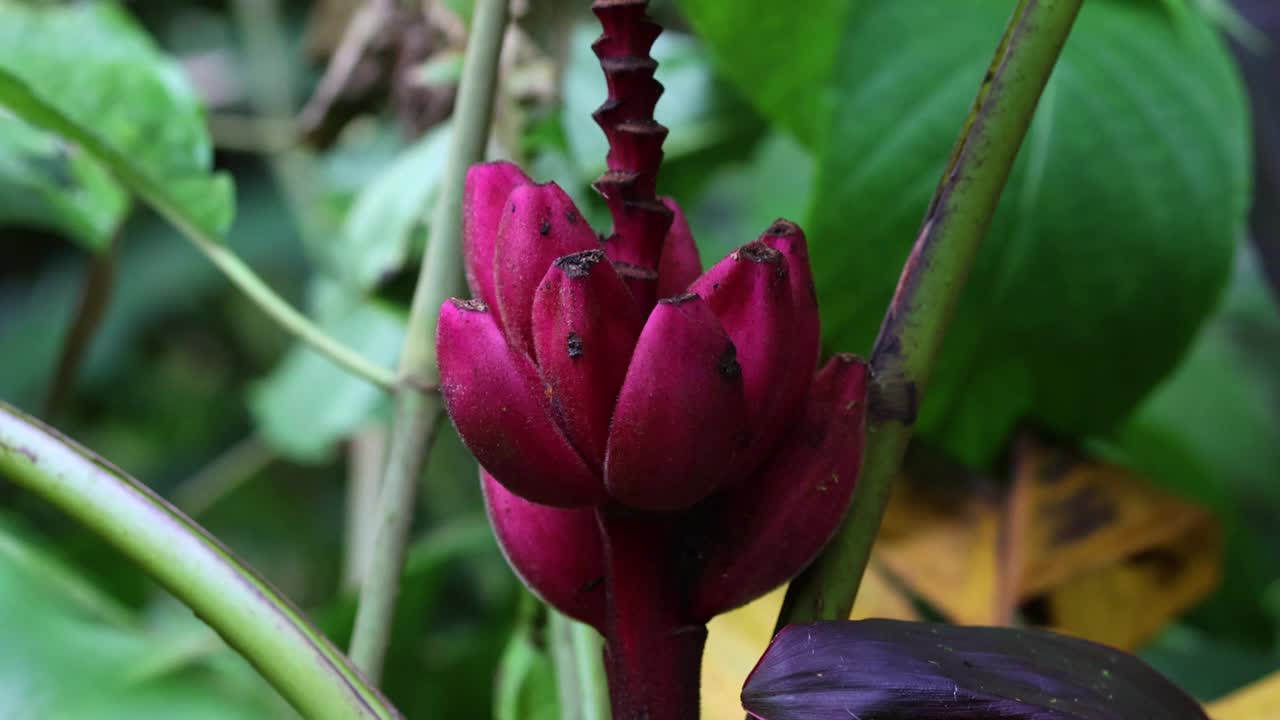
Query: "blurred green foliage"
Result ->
[[0, 0, 1276, 716], [681, 0, 1252, 468], [0, 111, 127, 250], [0, 1, 234, 242], [1122, 254, 1280, 656], [250, 281, 405, 461], [0, 515, 286, 718]]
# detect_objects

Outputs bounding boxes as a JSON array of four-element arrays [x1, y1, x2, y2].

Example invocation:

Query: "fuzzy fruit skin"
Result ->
[[493, 182, 601, 357], [689, 354, 870, 620], [441, 162, 870, 607], [437, 298, 604, 507], [532, 249, 645, 470], [463, 162, 531, 320], [441, 167, 868, 720], [655, 197, 702, 298], [482, 473, 605, 628], [603, 293, 748, 511], [690, 241, 798, 477]]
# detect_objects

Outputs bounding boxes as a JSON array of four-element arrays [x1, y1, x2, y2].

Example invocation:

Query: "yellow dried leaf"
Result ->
[[875, 434, 1219, 649], [1016, 438, 1218, 602], [697, 433, 1222, 719], [1042, 517, 1219, 649], [876, 474, 1003, 625], [1208, 671, 1280, 719]]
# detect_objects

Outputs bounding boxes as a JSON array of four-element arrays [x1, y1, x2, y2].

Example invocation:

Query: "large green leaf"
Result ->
[[681, 0, 1250, 466], [332, 124, 451, 292], [675, 0, 850, 145], [0, 1, 233, 239], [0, 402, 402, 719], [494, 595, 559, 720], [1117, 252, 1280, 646], [0, 517, 285, 719], [683, 131, 814, 264], [1142, 623, 1278, 702]]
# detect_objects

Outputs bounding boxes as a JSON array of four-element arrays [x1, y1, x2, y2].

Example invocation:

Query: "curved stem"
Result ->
[[0, 401, 401, 720], [347, 0, 509, 680], [777, 0, 1084, 627], [0, 68, 397, 393], [196, 239, 397, 391]]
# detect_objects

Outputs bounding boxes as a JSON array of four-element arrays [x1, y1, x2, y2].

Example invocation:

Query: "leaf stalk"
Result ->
[[0, 402, 401, 720], [777, 0, 1085, 627], [0, 68, 398, 393], [346, 0, 509, 681]]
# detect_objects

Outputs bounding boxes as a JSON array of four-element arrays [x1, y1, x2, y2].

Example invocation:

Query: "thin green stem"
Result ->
[[171, 434, 275, 517], [138, 180, 397, 392], [0, 401, 401, 720], [347, 0, 509, 681], [197, 238, 398, 391], [549, 608, 611, 720], [0, 68, 397, 393], [344, 426, 389, 592], [495, 591, 546, 720], [777, 0, 1083, 627], [348, 390, 439, 680]]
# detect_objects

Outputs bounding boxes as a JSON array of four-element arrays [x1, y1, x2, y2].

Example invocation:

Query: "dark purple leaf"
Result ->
[[742, 620, 1208, 720]]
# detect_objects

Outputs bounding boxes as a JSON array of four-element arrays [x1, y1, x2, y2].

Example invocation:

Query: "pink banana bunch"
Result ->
[[436, 1, 868, 717], [440, 179, 868, 617]]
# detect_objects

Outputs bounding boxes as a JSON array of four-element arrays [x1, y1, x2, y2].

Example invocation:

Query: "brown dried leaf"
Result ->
[[876, 433, 1220, 649]]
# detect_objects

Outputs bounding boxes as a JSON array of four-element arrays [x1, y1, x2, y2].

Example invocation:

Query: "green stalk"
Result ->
[[347, 0, 509, 681], [0, 401, 401, 720], [777, 0, 1083, 627]]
